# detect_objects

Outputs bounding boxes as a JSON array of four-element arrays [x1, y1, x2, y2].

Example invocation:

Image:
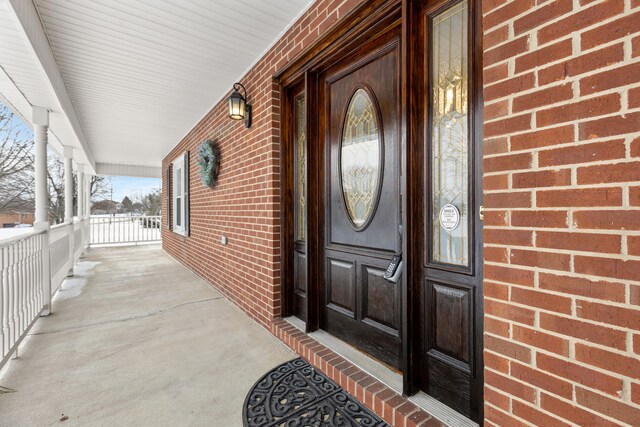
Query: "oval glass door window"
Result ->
[[340, 88, 382, 229]]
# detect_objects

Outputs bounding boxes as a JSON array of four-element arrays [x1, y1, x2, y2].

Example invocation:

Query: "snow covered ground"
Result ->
[[0, 227, 33, 241], [90, 215, 161, 244]]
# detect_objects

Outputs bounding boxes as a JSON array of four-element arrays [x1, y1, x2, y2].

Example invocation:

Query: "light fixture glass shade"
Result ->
[[228, 90, 246, 120]]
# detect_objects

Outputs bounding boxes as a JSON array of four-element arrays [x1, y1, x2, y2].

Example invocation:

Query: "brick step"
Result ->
[[270, 318, 446, 427]]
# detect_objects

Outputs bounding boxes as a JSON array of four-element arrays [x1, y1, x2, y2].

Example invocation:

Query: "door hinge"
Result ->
[[479, 205, 485, 221]]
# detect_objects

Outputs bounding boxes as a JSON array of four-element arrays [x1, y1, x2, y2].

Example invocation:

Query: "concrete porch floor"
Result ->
[[0, 245, 295, 426]]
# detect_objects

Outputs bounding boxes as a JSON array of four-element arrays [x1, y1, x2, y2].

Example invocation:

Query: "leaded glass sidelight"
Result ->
[[340, 88, 382, 228], [294, 95, 306, 241], [431, 1, 469, 266]]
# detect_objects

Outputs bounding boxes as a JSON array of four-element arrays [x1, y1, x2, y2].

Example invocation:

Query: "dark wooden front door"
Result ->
[[278, 1, 482, 420], [321, 33, 402, 368]]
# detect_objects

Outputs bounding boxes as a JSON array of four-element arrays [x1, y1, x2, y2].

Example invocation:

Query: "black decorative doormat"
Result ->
[[243, 357, 389, 426]]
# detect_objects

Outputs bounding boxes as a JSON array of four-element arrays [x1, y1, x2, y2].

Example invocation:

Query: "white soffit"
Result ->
[[28, 0, 313, 170], [95, 163, 161, 179]]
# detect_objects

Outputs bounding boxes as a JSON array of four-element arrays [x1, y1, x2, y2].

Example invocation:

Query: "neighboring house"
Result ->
[[160, 1, 640, 426], [91, 200, 119, 215], [0, 211, 34, 228]]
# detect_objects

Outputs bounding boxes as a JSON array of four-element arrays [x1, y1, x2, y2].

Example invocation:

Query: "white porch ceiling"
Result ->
[[0, 0, 313, 176], [0, 0, 94, 167]]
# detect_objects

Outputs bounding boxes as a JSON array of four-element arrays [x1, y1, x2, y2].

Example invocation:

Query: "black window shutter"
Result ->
[[184, 151, 190, 237], [166, 165, 172, 230]]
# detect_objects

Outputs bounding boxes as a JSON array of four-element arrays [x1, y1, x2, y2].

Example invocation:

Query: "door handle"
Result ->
[[384, 254, 403, 283]]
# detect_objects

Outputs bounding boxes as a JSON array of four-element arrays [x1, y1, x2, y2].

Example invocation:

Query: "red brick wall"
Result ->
[[162, 0, 362, 329], [482, 0, 640, 425]]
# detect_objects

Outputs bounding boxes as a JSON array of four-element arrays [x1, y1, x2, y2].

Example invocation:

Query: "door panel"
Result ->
[[362, 263, 400, 332], [324, 251, 401, 366], [431, 282, 470, 363], [415, 0, 483, 421], [292, 249, 307, 318], [424, 278, 474, 412], [322, 33, 402, 369], [327, 257, 356, 316]]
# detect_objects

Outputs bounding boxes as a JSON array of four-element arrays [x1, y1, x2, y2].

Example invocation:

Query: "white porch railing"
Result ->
[[0, 231, 48, 367], [73, 221, 83, 262], [89, 215, 161, 245], [1, 214, 158, 368], [50, 223, 72, 295], [0, 217, 91, 368], [1, 230, 46, 367]]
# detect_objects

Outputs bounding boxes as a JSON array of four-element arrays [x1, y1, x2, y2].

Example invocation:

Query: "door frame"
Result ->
[[277, 0, 483, 419], [278, 0, 402, 335]]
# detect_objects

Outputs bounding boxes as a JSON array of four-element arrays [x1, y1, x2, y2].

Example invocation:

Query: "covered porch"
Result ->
[[0, 245, 294, 425], [1, 0, 639, 426], [0, 0, 305, 389]]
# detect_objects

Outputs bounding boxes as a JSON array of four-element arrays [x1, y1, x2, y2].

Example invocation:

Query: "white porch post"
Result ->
[[85, 173, 91, 246], [85, 174, 91, 218], [33, 107, 49, 230], [78, 165, 85, 218], [63, 146, 74, 276], [87, 174, 92, 245], [77, 165, 85, 250], [33, 107, 51, 316]]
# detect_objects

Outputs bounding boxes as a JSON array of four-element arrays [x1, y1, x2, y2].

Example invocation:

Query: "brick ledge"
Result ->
[[269, 318, 446, 427]]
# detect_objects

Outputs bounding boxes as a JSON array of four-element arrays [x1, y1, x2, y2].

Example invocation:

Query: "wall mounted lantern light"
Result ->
[[228, 82, 252, 128]]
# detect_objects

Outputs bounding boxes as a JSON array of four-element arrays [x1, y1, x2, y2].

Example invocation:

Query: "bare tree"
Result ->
[[89, 174, 111, 203], [0, 103, 112, 224], [0, 105, 34, 212], [46, 155, 112, 223], [134, 189, 161, 216], [47, 154, 65, 223]]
